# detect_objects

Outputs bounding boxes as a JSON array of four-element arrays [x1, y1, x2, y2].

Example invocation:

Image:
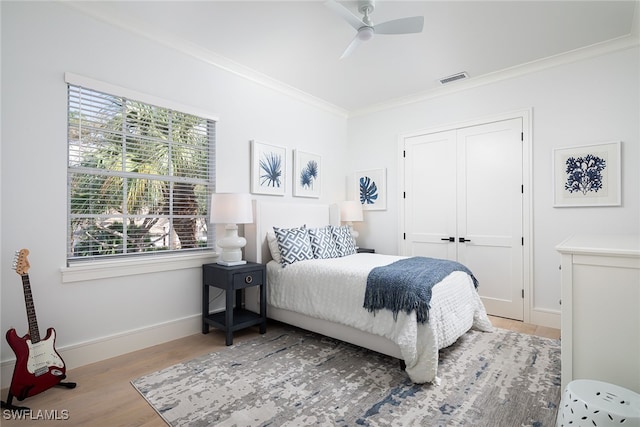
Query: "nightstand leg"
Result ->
[[225, 289, 233, 346], [259, 279, 267, 334], [202, 283, 210, 334]]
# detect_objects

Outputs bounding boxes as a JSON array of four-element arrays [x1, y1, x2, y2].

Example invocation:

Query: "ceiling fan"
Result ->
[[325, 0, 424, 59]]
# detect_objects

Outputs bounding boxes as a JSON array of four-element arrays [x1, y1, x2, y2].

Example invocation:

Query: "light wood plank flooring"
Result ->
[[1, 317, 559, 426]]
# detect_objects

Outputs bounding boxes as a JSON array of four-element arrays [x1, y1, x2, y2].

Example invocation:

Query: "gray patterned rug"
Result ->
[[132, 326, 561, 426]]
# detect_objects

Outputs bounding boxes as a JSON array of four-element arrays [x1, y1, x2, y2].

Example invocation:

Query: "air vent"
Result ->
[[439, 72, 469, 85]]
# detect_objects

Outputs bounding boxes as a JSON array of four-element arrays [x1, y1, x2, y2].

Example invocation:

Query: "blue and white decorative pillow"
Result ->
[[332, 225, 357, 257], [273, 225, 314, 267], [308, 226, 339, 259]]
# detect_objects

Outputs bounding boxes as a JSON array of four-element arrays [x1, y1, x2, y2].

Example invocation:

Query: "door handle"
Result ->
[[441, 237, 455, 242], [459, 237, 471, 243]]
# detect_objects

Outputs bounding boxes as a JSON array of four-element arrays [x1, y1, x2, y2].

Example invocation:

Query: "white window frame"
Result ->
[[62, 73, 219, 283]]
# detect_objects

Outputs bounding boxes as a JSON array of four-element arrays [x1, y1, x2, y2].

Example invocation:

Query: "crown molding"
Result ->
[[349, 34, 640, 118], [63, 1, 637, 120], [61, 1, 349, 119]]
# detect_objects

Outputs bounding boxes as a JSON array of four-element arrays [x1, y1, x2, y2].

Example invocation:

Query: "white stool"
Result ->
[[556, 379, 640, 426]]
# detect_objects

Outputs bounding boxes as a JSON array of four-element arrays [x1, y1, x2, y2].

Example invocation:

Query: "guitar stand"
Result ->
[[1, 381, 77, 413]]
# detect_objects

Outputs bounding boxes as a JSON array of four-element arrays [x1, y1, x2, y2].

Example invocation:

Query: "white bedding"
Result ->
[[267, 253, 493, 384]]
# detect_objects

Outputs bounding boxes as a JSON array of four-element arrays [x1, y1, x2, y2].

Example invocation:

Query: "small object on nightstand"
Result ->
[[357, 248, 375, 253], [202, 262, 266, 346]]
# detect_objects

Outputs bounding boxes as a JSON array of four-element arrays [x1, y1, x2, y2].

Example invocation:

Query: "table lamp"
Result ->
[[210, 193, 253, 266], [340, 200, 364, 246]]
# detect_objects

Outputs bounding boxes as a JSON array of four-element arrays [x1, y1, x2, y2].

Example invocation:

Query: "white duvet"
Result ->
[[267, 253, 493, 384]]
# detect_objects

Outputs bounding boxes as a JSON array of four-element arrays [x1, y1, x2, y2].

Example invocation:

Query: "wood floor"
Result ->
[[1, 316, 559, 426]]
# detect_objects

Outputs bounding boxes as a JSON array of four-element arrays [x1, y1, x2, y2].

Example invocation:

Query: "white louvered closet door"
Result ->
[[403, 118, 524, 320]]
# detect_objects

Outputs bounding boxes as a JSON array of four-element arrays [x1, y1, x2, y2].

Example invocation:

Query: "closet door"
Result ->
[[456, 118, 523, 320], [403, 118, 524, 320], [403, 130, 457, 261]]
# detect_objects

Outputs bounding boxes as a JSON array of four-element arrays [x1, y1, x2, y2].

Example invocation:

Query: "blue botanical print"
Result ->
[[564, 154, 606, 195], [300, 160, 318, 189], [360, 176, 378, 205], [260, 152, 282, 188]]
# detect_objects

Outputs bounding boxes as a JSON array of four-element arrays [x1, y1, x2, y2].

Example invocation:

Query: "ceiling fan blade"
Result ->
[[325, 0, 365, 31], [374, 16, 424, 35], [340, 34, 363, 59]]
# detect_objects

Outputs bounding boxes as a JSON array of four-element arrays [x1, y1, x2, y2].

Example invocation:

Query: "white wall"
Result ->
[[2, 1, 638, 385], [0, 1, 348, 383], [347, 46, 640, 325]]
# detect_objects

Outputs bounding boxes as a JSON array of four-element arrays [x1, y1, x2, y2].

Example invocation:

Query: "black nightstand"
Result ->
[[357, 248, 375, 253], [202, 262, 267, 346]]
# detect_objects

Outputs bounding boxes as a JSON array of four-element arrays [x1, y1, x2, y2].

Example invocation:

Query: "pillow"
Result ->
[[266, 231, 282, 264], [332, 225, 357, 257], [273, 225, 314, 267], [308, 226, 339, 259]]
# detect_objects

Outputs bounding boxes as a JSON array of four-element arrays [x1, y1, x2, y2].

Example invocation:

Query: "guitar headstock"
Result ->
[[13, 249, 30, 276]]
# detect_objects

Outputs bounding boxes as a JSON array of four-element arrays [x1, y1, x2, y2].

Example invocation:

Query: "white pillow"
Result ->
[[273, 225, 314, 267], [308, 226, 339, 259], [332, 225, 357, 257], [266, 231, 282, 264]]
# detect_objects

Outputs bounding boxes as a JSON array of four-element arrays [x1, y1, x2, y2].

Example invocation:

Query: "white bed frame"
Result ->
[[244, 200, 403, 359]]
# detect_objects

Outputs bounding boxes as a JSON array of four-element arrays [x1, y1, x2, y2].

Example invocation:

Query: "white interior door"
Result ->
[[456, 119, 524, 320], [403, 130, 457, 260], [403, 118, 524, 320]]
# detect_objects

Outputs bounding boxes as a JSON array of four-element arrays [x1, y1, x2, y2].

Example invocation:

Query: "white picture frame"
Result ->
[[250, 140, 286, 196], [553, 141, 621, 207], [293, 150, 321, 198], [355, 168, 386, 211]]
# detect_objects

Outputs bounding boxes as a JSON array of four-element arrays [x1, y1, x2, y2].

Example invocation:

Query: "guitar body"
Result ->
[[6, 326, 66, 401]]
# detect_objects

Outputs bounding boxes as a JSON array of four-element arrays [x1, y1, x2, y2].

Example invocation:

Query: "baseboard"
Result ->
[[530, 308, 561, 329], [1, 314, 201, 390]]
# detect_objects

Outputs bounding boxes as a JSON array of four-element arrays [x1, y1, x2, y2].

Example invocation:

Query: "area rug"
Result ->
[[132, 326, 561, 426]]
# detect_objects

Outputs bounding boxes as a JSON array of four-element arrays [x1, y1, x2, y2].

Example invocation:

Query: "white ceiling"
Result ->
[[70, 1, 639, 114]]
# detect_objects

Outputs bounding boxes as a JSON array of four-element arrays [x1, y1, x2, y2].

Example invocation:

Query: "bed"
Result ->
[[244, 200, 493, 384]]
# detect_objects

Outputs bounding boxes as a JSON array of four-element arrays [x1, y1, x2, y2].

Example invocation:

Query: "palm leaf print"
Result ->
[[359, 176, 378, 204], [260, 152, 282, 187]]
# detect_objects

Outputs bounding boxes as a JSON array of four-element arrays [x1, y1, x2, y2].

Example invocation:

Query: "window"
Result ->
[[67, 79, 216, 264]]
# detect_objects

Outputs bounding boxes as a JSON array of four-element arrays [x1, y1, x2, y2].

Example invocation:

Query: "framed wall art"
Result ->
[[293, 149, 321, 198], [355, 168, 386, 211], [553, 141, 621, 207], [250, 140, 286, 196]]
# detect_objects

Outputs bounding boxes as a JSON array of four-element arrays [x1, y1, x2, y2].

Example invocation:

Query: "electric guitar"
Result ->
[[6, 249, 66, 401]]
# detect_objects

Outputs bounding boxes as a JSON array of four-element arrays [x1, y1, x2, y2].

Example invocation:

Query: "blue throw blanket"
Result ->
[[363, 257, 479, 324]]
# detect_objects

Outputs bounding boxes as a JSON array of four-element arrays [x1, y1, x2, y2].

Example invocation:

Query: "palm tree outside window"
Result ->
[[67, 84, 216, 263]]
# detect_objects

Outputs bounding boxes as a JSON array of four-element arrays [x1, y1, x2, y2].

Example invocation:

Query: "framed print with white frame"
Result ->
[[356, 168, 386, 210], [293, 149, 321, 198], [250, 140, 286, 196], [553, 141, 621, 207]]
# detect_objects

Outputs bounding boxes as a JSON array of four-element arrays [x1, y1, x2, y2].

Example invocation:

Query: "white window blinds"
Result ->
[[67, 83, 216, 262]]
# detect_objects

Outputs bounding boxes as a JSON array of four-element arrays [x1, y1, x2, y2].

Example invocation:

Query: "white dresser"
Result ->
[[556, 234, 640, 393]]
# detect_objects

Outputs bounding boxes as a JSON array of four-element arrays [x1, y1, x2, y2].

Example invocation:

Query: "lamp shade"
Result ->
[[210, 193, 253, 224], [340, 200, 363, 222]]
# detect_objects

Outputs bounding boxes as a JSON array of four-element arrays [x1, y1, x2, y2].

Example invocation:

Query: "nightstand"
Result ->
[[202, 262, 266, 346], [357, 247, 375, 253]]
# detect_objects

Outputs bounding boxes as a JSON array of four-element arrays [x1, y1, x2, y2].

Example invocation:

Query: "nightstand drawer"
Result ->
[[233, 270, 263, 289]]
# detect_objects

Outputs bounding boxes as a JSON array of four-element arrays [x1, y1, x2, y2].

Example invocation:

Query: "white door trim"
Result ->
[[397, 109, 533, 323]]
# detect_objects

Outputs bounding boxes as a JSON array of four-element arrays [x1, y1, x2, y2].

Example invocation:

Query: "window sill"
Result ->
[[61, 252, 219, 283]]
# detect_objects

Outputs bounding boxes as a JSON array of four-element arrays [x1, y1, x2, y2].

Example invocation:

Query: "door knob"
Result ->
[[441, 237, 455, 242], [459, 237, 471, 243]]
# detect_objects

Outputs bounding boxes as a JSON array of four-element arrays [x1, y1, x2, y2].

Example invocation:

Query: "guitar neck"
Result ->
[[21, 274, 41, 343]]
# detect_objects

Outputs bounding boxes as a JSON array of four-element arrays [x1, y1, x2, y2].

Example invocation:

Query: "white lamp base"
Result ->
[[347, 221, 359, 247], [217, 224, 247, 266]]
